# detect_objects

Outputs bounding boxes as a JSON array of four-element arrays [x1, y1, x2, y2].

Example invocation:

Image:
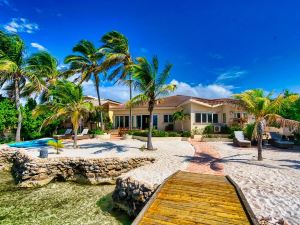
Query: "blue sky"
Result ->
[[1, 0, 300, 102]]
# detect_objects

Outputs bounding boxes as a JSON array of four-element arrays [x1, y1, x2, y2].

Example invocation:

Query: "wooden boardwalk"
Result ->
[[133, 171, 258, 225]]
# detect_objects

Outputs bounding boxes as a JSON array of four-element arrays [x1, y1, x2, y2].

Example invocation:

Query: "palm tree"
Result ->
[[33, 80, 94, 148], [172, 109, 190, 131], [0, 31, 43, 141], [22, 51, 61, 102], [234, 89, 299, 161], [64, 40, 105, 130], [128, 56, 176, 150], [100, 31, 134, 129]]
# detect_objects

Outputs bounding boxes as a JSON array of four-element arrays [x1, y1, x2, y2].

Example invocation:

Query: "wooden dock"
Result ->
[[133, 171, 258, 225]]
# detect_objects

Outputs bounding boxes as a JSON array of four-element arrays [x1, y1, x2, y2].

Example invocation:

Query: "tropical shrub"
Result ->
[[228, 125, 243, 138], [244, 123, 255, 140], [191, 126, 202, 135], [181, 131, 191, 137], [0, 97, 18, 135], [47, 140, 64, 154], [203, 125, 214, 134], [90, 129, 105, 135]]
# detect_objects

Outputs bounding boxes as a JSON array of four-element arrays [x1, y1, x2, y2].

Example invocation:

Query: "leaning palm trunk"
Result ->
[[129, 74, 132, 130], [257, 120, 265, 161], [73, 128, 78, 148], [147, 109, 154, 150], [15, 78, 22, 142], [94, 74, 104, 130]]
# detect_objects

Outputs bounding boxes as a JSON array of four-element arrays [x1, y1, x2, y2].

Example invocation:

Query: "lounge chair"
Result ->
[[269, 132, 294, 149], [233, 131, 251, 147], [72, 128, 90, 140], [53, 129, 72, 139]]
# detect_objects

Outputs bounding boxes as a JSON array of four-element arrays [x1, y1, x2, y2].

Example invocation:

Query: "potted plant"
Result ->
[[47, 140, 64, 154], [192, 126, 203, 141]]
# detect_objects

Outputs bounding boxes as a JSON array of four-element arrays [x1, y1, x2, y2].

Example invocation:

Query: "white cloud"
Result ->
[[81, 79, 234, 103], [4, 18, 39, 34], [82, 80, 136, 102], [170, 79, 233, 99], [216, 68, 247, 81], [31, 42, 47, 51]]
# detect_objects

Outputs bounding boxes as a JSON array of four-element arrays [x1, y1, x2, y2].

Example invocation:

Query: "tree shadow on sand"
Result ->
[[277, 159, 300, 170], [77, 142, 140, 154]]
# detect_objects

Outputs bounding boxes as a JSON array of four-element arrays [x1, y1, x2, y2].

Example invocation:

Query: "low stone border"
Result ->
[[5, 150, 155, 188], [0, 148, 17, 170], [112, 177, 158, 216], [132, 136, 191, 142]]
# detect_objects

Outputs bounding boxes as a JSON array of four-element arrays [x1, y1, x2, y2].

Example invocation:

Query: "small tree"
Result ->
[[47, 140, 64, 154], [33, 80, 94, 148], [172, 109, 190, 131], [234, 89, 300, 161], [128, 56, 176, 150]]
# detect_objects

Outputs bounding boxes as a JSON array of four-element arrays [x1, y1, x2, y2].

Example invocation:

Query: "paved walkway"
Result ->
[[185, 141, 224, 175]]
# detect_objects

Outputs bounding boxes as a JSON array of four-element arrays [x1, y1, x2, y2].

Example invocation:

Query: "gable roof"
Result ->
[[110, 95, 240, 110]]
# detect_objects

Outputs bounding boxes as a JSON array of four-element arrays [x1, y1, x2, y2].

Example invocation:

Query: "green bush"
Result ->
[[203, 125, 214, 134], [181, 131, 191, 137], [244, 123, 255, 140], [221, 125, 231, 134], [90, 129, 105, 135]]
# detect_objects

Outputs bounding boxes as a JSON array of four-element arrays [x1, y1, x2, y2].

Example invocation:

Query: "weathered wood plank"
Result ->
[[133, 171, 258, 225]]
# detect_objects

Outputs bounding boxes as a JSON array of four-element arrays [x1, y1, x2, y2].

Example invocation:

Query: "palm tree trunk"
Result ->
[[15, 78, 22, 142], [147, 109, 154, 150], [257, 136, 263, 161], [257, 120, 265, 161], [181, 121, 184, 131], [73, 128, 78, 148], [129, 75, 132, 130], [94, 74, 104, 130]]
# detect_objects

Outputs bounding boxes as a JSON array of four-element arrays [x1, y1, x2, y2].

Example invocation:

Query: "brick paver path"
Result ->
[[185, 141, 224, 175]]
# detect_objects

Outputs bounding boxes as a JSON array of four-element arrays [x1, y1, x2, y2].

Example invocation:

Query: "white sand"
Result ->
[[211, 142, 300, 225], [18, 139, 195, 186]]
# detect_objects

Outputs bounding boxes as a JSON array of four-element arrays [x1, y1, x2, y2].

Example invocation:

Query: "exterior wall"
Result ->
[[111, 108, 178, 130], [110, 102, 251, 132], [190, 102, 251, 132]]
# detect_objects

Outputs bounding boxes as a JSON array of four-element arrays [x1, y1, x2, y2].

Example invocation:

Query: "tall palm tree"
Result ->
[[128, 56, 176, 150], [64, 40, 105, 130], [234, 89, 299, 161], [100, 31, 134, 129], [172, 109, 190, 131], [33, 80, 94, 148], [22, 51, 61, 102], [0, 31, 42, 141]]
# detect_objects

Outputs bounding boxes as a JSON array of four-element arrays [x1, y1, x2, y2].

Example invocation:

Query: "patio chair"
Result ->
[[269, 132, 294, 149], [233, 131, 251, 147], [72, 128, 90, 140], [53, 129, 72, 140]]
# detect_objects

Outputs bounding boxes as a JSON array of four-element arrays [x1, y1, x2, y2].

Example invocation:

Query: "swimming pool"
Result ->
[[8, 138, 55, 148]]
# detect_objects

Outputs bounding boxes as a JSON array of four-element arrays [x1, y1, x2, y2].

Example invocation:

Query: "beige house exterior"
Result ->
[[109, 95, 254, 132]]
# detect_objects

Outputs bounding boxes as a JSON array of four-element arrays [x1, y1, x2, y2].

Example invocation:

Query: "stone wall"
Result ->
[[11, 150, 155, 188], [0, 148, 16, 170], [112, 177, 158, 216]]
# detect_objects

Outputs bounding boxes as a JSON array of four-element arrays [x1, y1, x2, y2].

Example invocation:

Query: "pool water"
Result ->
[[8, 138, 55, 148]]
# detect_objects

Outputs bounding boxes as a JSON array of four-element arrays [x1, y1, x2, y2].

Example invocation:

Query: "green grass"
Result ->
[[0, 171, 132, 225]]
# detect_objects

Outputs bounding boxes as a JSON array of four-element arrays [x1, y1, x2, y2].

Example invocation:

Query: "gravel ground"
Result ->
[[211, 142, 300, 225]]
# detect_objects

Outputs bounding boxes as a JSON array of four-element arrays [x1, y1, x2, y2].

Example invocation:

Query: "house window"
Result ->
[[153, 115, 158, 129], [164, 115, 173, 123], [213, 114, 218, 123], [195, 112, 218, 124], [234, 112, 241, 118], [223, 113, 226, 123], [195, 113, 201, 123]]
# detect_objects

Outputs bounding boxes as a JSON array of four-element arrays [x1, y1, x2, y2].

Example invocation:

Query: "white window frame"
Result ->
[[194, 112, 219, 124]]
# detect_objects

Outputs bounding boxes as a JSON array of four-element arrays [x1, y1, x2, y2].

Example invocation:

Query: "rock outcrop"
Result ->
[[0, 148, 16, 170], [10, 150, 155, 187], [112, 177, 158, 216]]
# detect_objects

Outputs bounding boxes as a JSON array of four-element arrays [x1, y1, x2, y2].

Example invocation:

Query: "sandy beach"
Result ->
[[211, 142, 300, 225]]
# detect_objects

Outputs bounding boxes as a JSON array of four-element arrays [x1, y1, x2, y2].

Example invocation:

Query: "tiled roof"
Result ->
[[110, 95, 240, 109]]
